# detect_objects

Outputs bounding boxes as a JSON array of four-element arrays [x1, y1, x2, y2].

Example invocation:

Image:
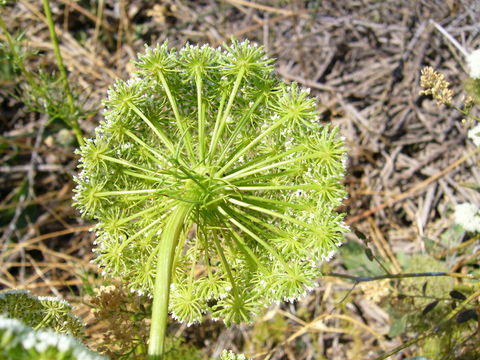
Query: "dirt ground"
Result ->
[[1, 1, 480, 359]]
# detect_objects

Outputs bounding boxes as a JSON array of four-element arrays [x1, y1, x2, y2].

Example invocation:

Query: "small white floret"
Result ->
[[467, 49, 480, 79], [21, 332, 37, 350], [322, 249, 337, 261], [468, 124, 480, 147], [454, 203, 480, 232]]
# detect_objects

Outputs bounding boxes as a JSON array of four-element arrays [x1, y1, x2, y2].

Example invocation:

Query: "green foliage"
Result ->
[[382, 253, 479, 359], [465, 78, 480, 105], [163, 337, 203, 360], [74, 40, 347, 326], [339, 241, 384, 278], [0, 14, 89, 144], [0, 290, 83, 335], [251, 312, 287, 353], [438, 224, 465, 253], [0, 30, 23, 81], [0, 316, 105, 360], [400, 254, 454, 308], [17, 70, 84, 125]]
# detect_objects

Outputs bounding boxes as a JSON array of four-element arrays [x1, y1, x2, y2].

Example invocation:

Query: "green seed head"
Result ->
[[74, 40, 348, 325]]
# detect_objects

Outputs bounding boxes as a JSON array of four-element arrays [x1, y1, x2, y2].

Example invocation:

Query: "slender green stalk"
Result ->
[[232, 194, 310, 210], [235, 184, 323, 191], [92, 0, 104, 52], [156, 72, 196, 163], [96, 189, 163, 197], [215, 115, 288, 177], [222, 226, 264, 270], [117, 217, 166, 254], [227, 169, 298, 184], [148, 204, 192, 359], [195, 72, 206, 161], [228, 198, 318, 232], [42, 0, 84, 146], [34, 313, 53, 331], [212, 231, 240, 298], [98, 154, 159, 174], [227, 202, 289, 239], [116, 203, 169, 226], [122, 170, 166, 183], [214, 94, 265, 167], [124, 129, 170, 161], [222, 146, 307, 181], [218, 205, 288, 267], [208, 68, 245, 162], [127, 103, 175, 154]]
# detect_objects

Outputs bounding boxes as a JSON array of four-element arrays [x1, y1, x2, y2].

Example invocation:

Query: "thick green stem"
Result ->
[[148, 204, 192, 359], [42, 0, 84, 146]]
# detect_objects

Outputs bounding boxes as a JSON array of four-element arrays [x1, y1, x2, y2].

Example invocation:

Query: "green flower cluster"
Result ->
[[0, 316, 104, 360], [0, 290, 83, 335], [74, 40, 347, 326]]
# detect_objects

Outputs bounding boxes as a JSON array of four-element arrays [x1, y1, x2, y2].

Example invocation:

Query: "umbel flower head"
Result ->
[[0, 290, 83, 335], [0, 316, 105, 360], [74, 40, 347, 326]]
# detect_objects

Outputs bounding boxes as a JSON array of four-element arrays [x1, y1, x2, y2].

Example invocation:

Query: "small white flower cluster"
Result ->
[[0, 290, 84, 336], [0, 316, 105, 360], [467, 49, 480, 79], [454, 203, 480, 232], [0, 289, 30, 299], [220, 349, 251, 360], [36, 295, 71, 307], [468, 124, 480, 147]]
